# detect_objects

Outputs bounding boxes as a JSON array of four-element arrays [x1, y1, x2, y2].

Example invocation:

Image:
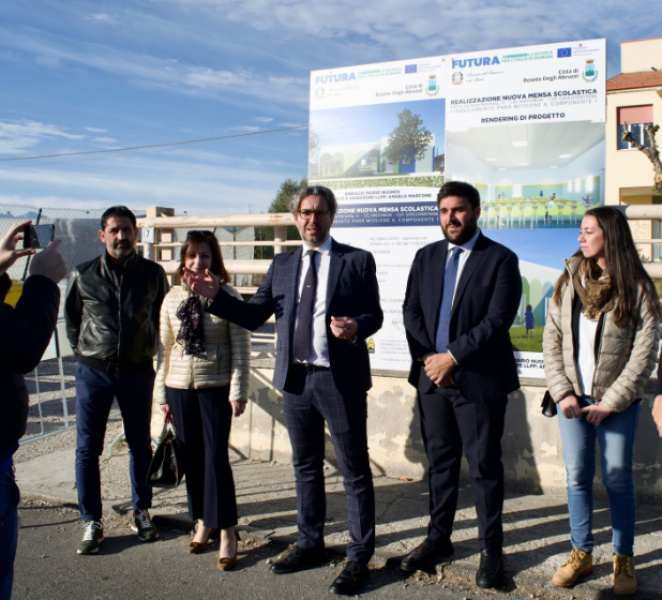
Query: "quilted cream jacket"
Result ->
[[154, 283, 250, 404], [542, 256, 660, 413]]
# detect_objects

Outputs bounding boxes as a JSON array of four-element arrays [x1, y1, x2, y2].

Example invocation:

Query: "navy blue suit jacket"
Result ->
[[207, 238, 383, 395], [403, 233, 521, 401]]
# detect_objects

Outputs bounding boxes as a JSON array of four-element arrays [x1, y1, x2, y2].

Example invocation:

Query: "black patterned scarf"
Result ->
[[176, 296, 208, 358]]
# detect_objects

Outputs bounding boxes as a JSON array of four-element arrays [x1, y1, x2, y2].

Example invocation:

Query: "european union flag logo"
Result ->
[[557, 48, 572, 58], [405, 64, 417, 74]]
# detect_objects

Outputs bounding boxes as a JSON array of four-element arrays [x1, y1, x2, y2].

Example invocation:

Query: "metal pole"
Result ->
[[33, 365, 45, 436], [54, 326, 70, 427]]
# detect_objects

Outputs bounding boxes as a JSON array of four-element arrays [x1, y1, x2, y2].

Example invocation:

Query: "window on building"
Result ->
[[618, 105, 653, 150]]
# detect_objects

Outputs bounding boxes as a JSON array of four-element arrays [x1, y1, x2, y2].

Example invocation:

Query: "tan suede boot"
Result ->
[[552, 548, 593, 587], [613, 555, 637, 596]]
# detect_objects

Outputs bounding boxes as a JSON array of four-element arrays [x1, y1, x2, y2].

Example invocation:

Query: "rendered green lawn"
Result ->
[[510, 325, 544, 352]]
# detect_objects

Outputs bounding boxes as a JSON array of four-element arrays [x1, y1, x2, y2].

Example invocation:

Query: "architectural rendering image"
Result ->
[[309, 100, 445, 181]]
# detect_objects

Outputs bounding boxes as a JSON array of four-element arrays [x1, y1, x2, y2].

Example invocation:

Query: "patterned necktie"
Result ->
[[435, 247, 463, 353], [293, 250, 318, 361]]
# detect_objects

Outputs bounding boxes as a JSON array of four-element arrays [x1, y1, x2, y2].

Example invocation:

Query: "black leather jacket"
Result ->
[[65, 251, 169, 375], [0, 273, 60, 458]]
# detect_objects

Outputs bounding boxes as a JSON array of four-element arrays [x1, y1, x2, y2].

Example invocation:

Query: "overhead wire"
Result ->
[[0, 124, 308, 163]]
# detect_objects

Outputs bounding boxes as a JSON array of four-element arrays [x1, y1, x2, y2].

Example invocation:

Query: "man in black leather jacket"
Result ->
[[64, 206, 168, 555], [0, 221, 66, 600]]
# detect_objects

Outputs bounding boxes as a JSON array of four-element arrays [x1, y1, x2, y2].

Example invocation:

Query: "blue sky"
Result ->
[[1, 0, 661, 215]]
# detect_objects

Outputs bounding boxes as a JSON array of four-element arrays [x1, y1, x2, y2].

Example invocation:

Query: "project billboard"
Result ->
[[308, 40, 606, 376], [309, 57, 447, 372], [445, 39, 606, 376]]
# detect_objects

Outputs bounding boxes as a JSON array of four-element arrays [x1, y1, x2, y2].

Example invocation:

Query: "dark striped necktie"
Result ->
[[293, 249, 318, 361]]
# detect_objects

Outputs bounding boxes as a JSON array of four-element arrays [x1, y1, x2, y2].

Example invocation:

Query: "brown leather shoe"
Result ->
[[187, 527, 219, 554], [613, 555, 637, 596], [187, 540, 210, 554], [552, 548, 592, 587], [217, 553, 238, 571]]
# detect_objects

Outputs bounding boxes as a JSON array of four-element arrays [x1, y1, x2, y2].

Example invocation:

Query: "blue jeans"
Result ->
[[558, 397, 640, 555], [0, 468, 19, 600], [75, 364, 155, 522]]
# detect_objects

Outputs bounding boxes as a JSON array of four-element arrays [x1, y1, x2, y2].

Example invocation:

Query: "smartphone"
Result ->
[[23, 224, 55, 249]]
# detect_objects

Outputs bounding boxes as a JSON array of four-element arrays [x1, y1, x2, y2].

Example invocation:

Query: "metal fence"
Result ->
[[0, 203, 144, 280], [1, 203, 142, 443], [14, 204, 662, 445], [22, 322, 76, 441]]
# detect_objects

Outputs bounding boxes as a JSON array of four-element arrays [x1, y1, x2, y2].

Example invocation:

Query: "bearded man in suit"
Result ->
[[184, 185, 383, 596], [402, 181, 521, 589]]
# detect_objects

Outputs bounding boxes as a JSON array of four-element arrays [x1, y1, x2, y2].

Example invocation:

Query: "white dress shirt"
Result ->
[[294, 237, 332, 367]]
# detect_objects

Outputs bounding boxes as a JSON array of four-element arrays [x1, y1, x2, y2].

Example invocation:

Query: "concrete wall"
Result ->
[[621, 37, 662, 73], [230, 363, 662, 502]]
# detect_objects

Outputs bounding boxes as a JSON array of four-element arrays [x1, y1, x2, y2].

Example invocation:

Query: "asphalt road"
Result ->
[[14, 500, 523, 600]]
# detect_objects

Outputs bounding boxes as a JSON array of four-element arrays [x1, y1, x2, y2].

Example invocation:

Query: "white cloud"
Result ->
[[93, 137, 118, 143], [184, 67, 246, 89], [85, 13, 117, 24], [0, 28, 309, 107], [150, 0, 654, 74], [0, 152, 299, 215], [0, 120, 85, 155], [85, 127, 108, 133], [229, 126, 260, 133], [252, 116, 274, 123]]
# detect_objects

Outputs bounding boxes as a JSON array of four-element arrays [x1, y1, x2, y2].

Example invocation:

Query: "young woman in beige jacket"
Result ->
[[155, 230, 250, 570], [543, 207, 660, 595]]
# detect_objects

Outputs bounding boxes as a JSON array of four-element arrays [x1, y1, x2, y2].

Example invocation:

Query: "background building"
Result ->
[[606, 37, 662, 258]]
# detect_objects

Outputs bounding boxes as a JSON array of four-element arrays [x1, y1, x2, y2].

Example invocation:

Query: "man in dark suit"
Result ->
[[401, 181, 521, 588], [184, 185, 383, 596]]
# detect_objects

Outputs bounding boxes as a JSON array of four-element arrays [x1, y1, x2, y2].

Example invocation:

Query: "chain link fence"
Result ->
[[0, 203, 145, 280], [1, 203, 143, 442]]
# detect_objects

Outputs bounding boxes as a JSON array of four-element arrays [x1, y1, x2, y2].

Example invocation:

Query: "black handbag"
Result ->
[[147, 413, 184, 488], [541, 390, 557, 418]]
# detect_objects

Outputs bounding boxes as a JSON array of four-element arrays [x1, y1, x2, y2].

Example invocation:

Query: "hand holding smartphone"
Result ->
[[23, 224, 55, 249]]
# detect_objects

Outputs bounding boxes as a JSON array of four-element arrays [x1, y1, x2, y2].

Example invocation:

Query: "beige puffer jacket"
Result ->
[[542, 256, 660, 413], [154, 282, 251, 404]]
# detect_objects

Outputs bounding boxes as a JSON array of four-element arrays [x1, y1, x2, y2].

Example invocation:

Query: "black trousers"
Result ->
[[282, 367, 375, 567], [166, 386, 237, 529], [418, 388, 507, 551]]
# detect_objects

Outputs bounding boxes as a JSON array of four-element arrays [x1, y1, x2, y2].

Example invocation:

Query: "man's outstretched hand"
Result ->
[[182, 267, 219, 299]]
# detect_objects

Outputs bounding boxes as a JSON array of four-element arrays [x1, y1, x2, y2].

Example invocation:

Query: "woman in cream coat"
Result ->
[[543, 207, 660, 595], [155, 230, 250, 570]]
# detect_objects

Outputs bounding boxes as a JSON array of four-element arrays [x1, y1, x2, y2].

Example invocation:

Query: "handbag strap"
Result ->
[[162, 409, 180, 439]]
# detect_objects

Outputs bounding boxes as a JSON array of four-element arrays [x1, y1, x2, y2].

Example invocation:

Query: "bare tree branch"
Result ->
[[621, 123, 662, 195]]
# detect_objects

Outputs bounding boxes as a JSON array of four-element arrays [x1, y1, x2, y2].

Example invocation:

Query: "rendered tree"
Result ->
[[621, 123, 662, 195], [383, 109, 433, 166], [308, 125, 320, 172]]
